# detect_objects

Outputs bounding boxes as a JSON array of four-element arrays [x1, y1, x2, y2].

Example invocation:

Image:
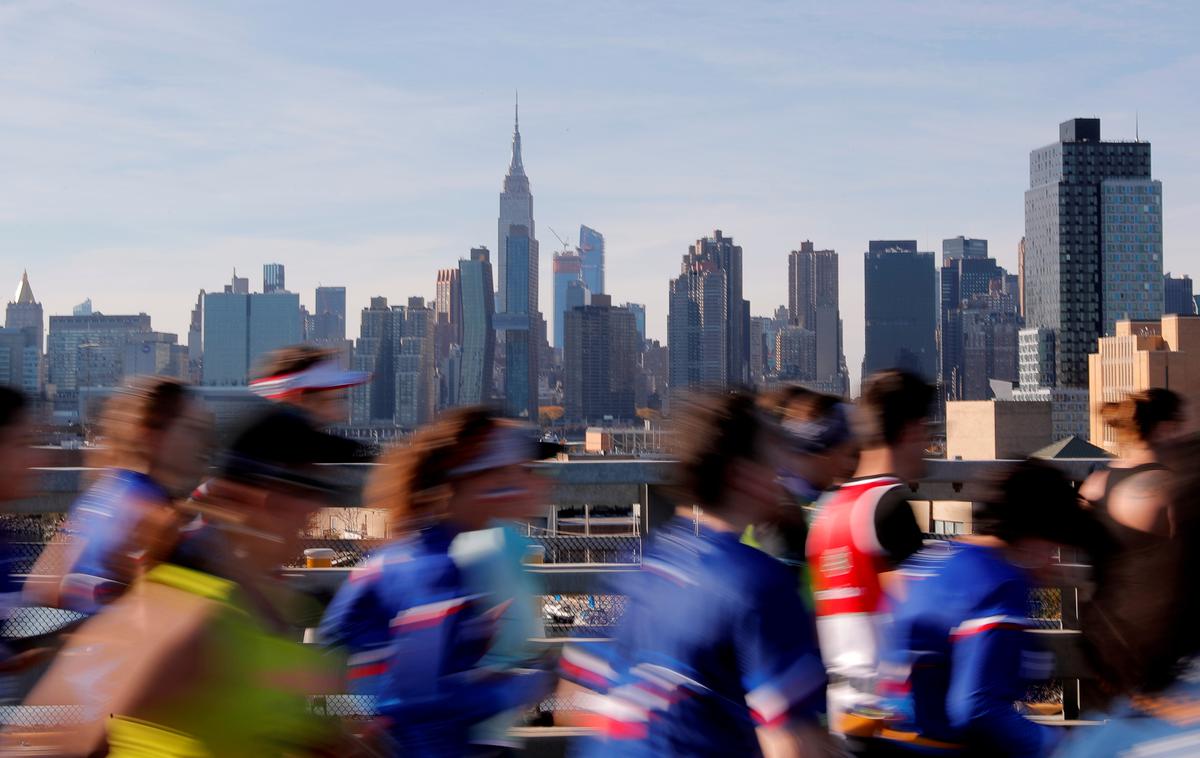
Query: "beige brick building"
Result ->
[[1089, 315, 1200, 455], [946, 400, 1054, 460]]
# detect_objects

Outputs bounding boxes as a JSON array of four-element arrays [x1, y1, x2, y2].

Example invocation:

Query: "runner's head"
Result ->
[[93, 376, 210, 497], [1101, 388, 1185, 452], [369, 406, 556, 532], [761, 385, 857, 489], [673, 390, 785, 523], [0, 387, 39, 501], [854, 369, 934, 481], [974, 459, 1088, 574], [251, 345, 368, 425]]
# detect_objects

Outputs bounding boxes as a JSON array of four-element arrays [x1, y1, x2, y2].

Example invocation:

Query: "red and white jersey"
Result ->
[[806, 475, 922, 682]]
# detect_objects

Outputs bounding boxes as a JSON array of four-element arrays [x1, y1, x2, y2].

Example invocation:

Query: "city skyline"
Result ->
[[3, 3, 1200, 390]]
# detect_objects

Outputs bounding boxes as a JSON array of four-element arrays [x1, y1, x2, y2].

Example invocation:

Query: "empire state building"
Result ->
[[497, 96, 536, 315]]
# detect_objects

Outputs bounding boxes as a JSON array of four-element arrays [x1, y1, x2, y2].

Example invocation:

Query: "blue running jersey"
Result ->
[[876, 541, 1059, 756], [319, 524, 551, 757], [59, 469, 171, 613], [561, 517, 827, 757]]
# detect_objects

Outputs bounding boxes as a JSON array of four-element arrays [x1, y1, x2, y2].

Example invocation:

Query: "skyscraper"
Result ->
[[579, 225, 605, 296], [552, 250, 585, 350], [1024, 117, 1161, 388], [787, 241, 846, 392], [1164, 273, 1196, 315], [394, 297, 436, 429], [669, 230, 748, 389], [313, 286, 347, 342], [263, 263, 286, 294], [669, 251, 729, 392], [202, 273, 301, 385], [564, 294, 639, 422], [351, 297, 395, 424], [48, 311, 153, 407], [939, 238, 1021, 401], [457, 247, 495, 405], [862, 240, 937, 382], [497, 97, 535, 314], [434, 269, 462, 344], [623, 303, 646, 343], [6, 271, 43, 396], [187, 290, 204, 383], [498, 225, 539, 419]]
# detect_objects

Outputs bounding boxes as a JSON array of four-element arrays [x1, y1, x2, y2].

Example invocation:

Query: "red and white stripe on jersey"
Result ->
[[949, 615, 1029, 640], [744, 653, 826, 729], [576, 691, 651, 740], [560, 645, 618, 689], [347, 646, 393, 680], [390, 595, 478, 633]]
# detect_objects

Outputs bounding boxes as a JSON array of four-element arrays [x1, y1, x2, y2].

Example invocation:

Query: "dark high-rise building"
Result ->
[[552, 251, 585, 350], [668, 257, 728, 391], [1164, 273, 1196, 316], [863, 240, 937, 382], [579, 225, 605, 296], [669, 230, 751, 392], [1024, 117, 1162, 388], [939, 237, 1020, 401], [497, 97, 535, 314], [672, 230, 747, 388], [313, 286, 347, 342], [623, 303, 646, 343], [458, 247, 495, 405], [787, 241, 846, 393], [499, 225, 539, 419], [942, 236, 988, 262], [263, 263, 286, 294], [351, 297, 395, 424], [776, 325, 817, 381], [563, 294, 638, 422], [394, 298, 436, 429], [6, 271, 43, 396]]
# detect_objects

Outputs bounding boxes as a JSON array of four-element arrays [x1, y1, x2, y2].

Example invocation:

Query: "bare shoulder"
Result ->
[[1079, 469, 1109, 504], [1109, 468, 1172, 534]]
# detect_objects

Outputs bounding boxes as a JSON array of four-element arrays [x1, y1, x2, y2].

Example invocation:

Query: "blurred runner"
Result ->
[[868, 460, 1088, 756], [250, 345, 371, 461], [743, 386, 856, 601], [319, 407, 557, 757], [10, 406, 352, 757], [561, 391, 833, 757], [27, 377, 209, 613], [1079, 389, 1185, 700], [0, 387, 42, 693], [1056, 434, 1200, 757], [806, 369, 931, 734]]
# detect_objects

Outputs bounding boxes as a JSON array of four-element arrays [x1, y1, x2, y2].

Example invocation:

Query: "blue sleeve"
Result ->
[[323, 554, 550, 725], [736, 557, 827, 728], [946, 578, 1057, 756]]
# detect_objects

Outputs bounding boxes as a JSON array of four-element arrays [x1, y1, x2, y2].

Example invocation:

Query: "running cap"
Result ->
[[447, 425, 563, 478], [779, 401, 852, 455], [250, 360, 368, 400]]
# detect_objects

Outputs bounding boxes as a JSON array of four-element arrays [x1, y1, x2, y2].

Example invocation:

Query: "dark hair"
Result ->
[[1100, 388, 1183, 446], [0, 387, 27, 430], [92, 377, 192, 470], [855, 369, 934, 447], [762, 385, 841, 424], [368, 406, 505, 527], [973, 459, 1087, 545], [253, 345, 336, 382], [672, 391, 764, 509]]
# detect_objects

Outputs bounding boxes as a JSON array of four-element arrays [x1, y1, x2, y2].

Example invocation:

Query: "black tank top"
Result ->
[[1093, 462, 1169, 551]]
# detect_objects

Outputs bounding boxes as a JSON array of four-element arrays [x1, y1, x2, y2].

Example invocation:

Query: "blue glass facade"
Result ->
[[579, 225, 605, 296]]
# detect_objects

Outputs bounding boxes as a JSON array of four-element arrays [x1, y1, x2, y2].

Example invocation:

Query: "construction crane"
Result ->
[[548, 227, 575, 255]]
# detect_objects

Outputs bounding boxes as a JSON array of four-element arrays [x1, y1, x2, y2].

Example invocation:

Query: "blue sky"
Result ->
[[3, 1, 1199, 384]]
